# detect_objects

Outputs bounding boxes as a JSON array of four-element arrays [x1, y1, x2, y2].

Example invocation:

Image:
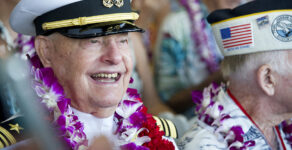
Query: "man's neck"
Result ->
[[229, 82, 292, 149], [70, 102, 117, 118]]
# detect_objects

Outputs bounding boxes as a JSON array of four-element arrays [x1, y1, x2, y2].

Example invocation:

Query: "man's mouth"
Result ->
[[90, 73, 121, 83]]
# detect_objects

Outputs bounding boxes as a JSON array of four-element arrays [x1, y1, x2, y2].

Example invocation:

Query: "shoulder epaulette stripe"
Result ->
[[153, 116, 163, 130], [0, 140, 4, 148], [167, 118, 178, 139], [0, 126, 16, 145], [157, 117, 167, 135], [0, 133, 9, 148], [153, 116, 163, 129], [163, 118, 171, 137], [160, 118, 170, 137]]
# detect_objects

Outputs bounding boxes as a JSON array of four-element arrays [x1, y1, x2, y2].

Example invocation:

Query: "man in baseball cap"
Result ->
[[179, 0, 292, 149]]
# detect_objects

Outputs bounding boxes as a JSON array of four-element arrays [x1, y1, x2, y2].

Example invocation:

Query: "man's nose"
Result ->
[[100, 41, 123, 65]]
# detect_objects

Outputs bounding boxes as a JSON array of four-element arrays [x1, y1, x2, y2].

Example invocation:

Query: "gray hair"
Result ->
[[221, 50, 290, 81]]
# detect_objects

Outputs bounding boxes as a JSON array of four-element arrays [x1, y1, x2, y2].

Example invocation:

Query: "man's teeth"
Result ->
[[92, 73, 118, 79], [99, 79, 115, 83]]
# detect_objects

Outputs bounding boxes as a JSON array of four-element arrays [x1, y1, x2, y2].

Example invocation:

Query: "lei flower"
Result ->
[[116, 89, 175, 150], [23, 40, 174, 149], [192, 83, 255, 149], [15, 34, 35, 59], [281, 119, 292, 148], [179, 0, 219, 73], [31, 58, 88, 150]]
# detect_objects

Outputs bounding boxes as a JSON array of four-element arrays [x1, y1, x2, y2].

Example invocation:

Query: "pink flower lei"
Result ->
[[192, 83, 255, 149], [17, 35, 174, 150]]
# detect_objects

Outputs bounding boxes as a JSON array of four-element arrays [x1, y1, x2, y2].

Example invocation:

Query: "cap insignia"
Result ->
[[271, 15, 292, 42], [115, 0, 124, 8], [220, 23, 253, 51], [103, 0, 124, 8], [9, 123, 23, 134], [103, 0, 114, 8], [256, 16, 269, 29]]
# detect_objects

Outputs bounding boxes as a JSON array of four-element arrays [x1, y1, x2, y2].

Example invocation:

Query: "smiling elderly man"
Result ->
[[179, 0, 292, 149], [9, 0, 178, 149]]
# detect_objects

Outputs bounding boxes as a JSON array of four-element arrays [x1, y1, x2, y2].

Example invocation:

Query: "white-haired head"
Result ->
[[221, 50, 291, 81]]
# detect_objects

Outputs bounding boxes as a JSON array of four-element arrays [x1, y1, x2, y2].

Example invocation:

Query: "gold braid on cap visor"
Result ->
[[42, 12, 139, 30]]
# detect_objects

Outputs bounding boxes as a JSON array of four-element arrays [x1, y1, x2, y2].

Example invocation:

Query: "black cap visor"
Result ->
[[44, 21, 144, 39]]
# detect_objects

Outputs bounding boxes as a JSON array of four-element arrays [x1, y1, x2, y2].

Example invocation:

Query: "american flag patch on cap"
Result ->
[[220, 23, 253, 51]]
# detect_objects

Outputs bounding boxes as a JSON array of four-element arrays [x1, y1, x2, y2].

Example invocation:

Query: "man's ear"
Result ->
[[257, 64, 276, 96], [34, 36, 53, 67]]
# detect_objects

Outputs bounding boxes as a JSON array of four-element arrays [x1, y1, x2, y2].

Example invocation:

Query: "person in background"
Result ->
[[131, 0, 171, 59], [131, 0, 192, 138], [0, 0, 33, 148], [179, 0, 292, 149], [154, 0, 249, 114], [0, 0, 19, 58], [0, 0, 35, 60], [129, 32, 174, 114]]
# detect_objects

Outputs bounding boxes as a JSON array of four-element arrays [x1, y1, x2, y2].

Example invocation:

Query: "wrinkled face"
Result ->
[[47, 33, 132, 112], [275, 51, 292, 111]]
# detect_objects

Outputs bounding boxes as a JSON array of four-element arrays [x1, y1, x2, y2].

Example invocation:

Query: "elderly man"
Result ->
[[179, 0, 292, 149], [8, 0, 178, 149]]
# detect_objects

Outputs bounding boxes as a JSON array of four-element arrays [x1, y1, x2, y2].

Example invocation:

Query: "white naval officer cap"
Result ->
[[10, 0, 143, 38]]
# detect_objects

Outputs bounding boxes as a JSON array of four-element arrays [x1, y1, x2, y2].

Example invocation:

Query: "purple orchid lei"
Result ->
[[114, 88, 152, 150], [192, 83, 255, 149], [179, 0, 219, 73], [15, 34, 35, 59], [31, 65, 88, 150]]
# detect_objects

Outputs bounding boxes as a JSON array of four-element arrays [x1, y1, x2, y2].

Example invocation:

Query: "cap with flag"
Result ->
[[207, 0, 292, 56], [10, 0, 143, 38]]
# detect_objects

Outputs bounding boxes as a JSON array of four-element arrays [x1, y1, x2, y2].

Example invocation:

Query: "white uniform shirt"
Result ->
[[72, 108, 114, 145]]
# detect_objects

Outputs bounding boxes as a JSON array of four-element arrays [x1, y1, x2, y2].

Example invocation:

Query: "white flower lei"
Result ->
[[192, 83, 255, 149]]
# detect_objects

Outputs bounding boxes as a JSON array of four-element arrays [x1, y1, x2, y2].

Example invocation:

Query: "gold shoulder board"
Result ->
[[153, 116, 178, 139]]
